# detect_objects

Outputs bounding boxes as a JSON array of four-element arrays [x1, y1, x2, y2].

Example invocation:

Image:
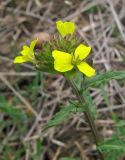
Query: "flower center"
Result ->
[[71, 53, 82, 66]]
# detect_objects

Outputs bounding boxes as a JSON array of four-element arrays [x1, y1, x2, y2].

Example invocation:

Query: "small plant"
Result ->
[[14, 20, 125, 160]]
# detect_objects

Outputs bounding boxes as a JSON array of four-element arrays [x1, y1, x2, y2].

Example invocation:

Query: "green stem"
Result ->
[[66, 78, 104, 160]]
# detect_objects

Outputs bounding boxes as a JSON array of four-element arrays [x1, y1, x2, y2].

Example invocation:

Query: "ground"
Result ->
[[0, 0, 125, 159]]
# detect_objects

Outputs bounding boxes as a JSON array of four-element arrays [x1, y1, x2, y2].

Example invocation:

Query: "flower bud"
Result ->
[[32, 32, 51, 49]]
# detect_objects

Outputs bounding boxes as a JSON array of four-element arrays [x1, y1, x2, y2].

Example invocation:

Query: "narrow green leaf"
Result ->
[[99, 143, 125, 150], [100, 84, 110, 107], [34, 138, 43, 160], [0, 96, 27, 122], [75, 72, 84, 90], [82, 89, 97, 119], [84, 71, 125, 88], [45, 104, 75, 129], [98, 137, 125, 160]]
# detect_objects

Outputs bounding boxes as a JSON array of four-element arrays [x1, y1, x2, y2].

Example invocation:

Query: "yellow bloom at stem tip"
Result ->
[[14, 39, 38, 64], [56, 20, 75, 37], [52, 44, 95, 77]]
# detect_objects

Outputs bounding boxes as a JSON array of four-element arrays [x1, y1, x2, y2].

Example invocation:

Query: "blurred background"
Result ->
[[0, 0, 125, 159]]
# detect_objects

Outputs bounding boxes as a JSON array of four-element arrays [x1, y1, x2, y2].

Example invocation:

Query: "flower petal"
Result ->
[[52, 50, 73, 72], [74, 44, 91, 61], [30, 39, 38, 51], [21, 46, 30, 56], [56, 20, 75, 37], [13, 56, 29, 63], [65, 21, 75, 35], [56, 21, 66, 37], [77, 62, 95, 77]]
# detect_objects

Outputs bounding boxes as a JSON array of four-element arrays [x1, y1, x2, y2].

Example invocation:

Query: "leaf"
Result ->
[[99, 142, 125, 150], [99, 114, 125, 160], [34, 138, 43, 160], [83, 71, 125, 88], [75, 72, 84, 90], [45, 104, 75, 129], [82, 88, 97, 119], [100, 84, 110, 107], [98, 137, 125, 160], [0, 96, 27, 122], [112, 114, 125, 137]]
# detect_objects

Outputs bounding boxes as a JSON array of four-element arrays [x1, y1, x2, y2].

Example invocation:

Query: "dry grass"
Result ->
[[0, 0, 125, 159]]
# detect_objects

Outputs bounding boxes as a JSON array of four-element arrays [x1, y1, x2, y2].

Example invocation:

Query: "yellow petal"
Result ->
[[65, 21, 75, 35], [56, 21, 66, 37], [23, 46, 29, 50], [21, 46, 30, 56], [52, 50, 73, 72], [77, 62, 95, 77], [30, 39, 38, 50], [74, 44, 91, 61], [56, 20, 75, 37], [13, 56, 29, 63]]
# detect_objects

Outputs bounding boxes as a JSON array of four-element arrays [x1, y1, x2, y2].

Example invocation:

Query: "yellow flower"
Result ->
[[14, 39, 38, 64], [52, 44, 95, 77], [56, 20, 75, 37]]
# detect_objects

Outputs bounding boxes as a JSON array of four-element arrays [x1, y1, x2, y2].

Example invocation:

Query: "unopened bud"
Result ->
[[32, 32, 51, 48]]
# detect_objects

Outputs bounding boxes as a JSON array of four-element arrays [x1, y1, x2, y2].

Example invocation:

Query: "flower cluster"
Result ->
[[14, 20, 95, 77], [14, 39, 37, 64]]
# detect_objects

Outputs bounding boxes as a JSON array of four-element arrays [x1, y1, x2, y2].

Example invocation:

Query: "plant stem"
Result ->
[[66, 78, 104, 160]]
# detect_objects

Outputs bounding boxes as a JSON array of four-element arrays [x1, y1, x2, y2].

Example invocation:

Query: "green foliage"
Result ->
[[45, 101, 85, 129], [52, 36, 78, 54], [26, 71, 44, 100], [85, 71, 125, 159], [74, 72, 84, 90], [100, 84, 110, 107], [83, 71, 125, 89], [34, 138, 43, 160], [82, 88, 97, 119], [0, 96, 27, 122], [98, 136, 125, 160], [45, 104, 75, 129], [45, 70, 125, 159], [60, 157, 80, 160], [98, 114, 125, 160], [99, 138, 125, 150], [35, 43, 57, 73], [1, 142, 26, 160]]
